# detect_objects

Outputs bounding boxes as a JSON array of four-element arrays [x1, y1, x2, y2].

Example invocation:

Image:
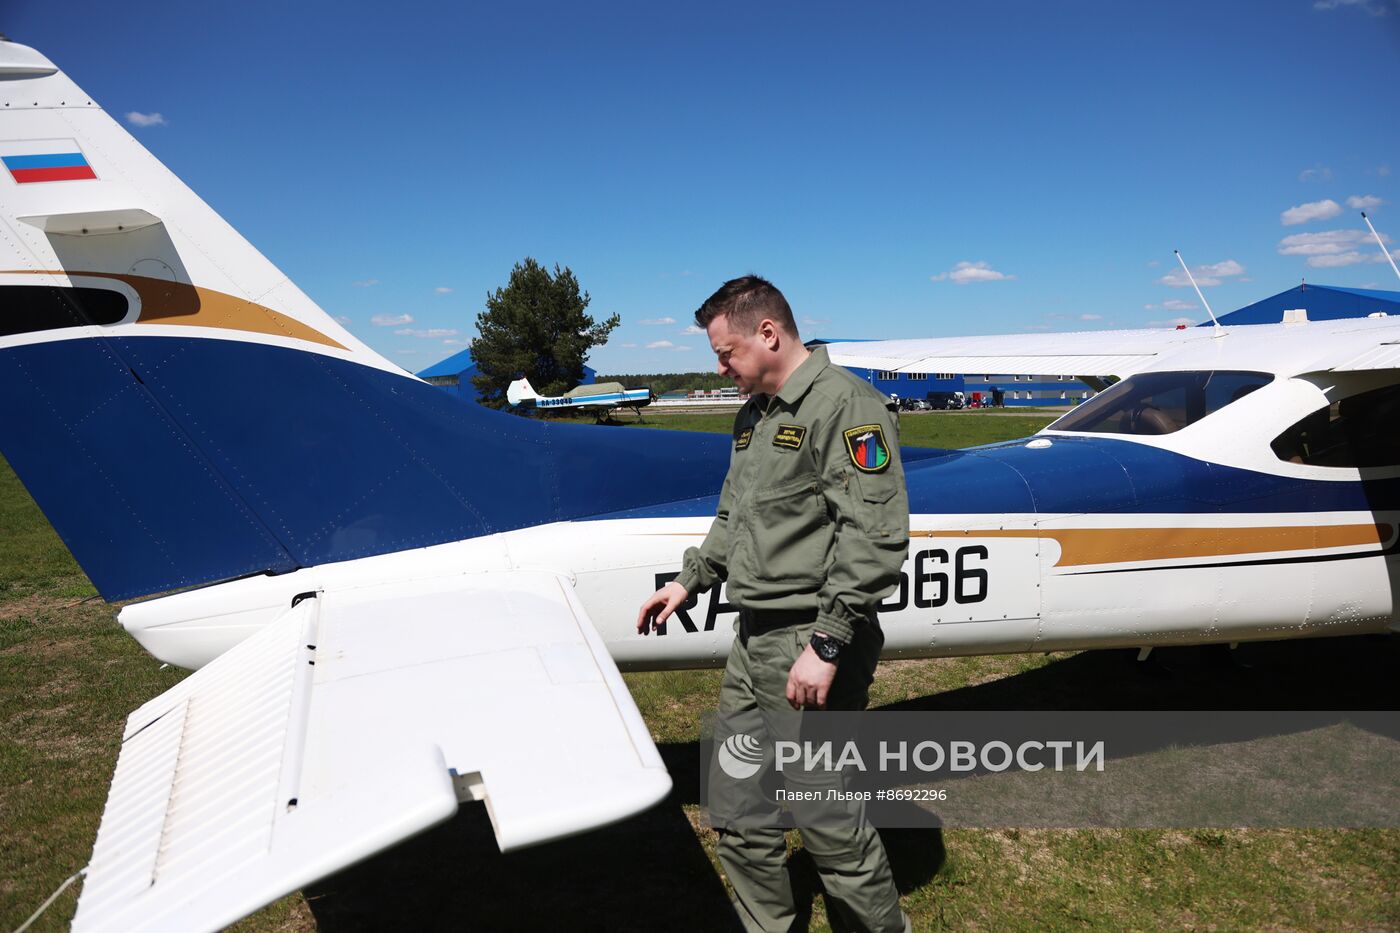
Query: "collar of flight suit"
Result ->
[[770, 345, 829, 408]]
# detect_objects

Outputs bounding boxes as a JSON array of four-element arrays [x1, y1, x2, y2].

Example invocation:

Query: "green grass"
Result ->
[[2, 412, 1397, 932]]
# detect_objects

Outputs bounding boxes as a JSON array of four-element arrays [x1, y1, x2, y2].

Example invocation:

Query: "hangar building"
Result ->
[[415, 347, 596, 404], [1214, 283, 1400, 325]]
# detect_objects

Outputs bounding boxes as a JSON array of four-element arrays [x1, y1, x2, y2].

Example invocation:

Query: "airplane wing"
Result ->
[[72, 571, 669, 933], [1332, 338, 1400, 372], [823, 327, 1222, 380]]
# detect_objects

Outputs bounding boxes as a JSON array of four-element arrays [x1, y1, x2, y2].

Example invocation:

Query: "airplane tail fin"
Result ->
[[0, 40, 728, 602], [507, 376, 539, 405]]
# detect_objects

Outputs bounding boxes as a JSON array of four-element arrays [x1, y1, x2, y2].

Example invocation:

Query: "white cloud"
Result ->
[[1146, 260, 1160, 268], [1307, 252, 1369, 268], [1278, 231, 1364, 255], [680, 324, 705, 335], [1079, 313, 1103, 321], [1380, 165, 1392, 177], [1281, 199, 1341, 226], [371, 312, 413, 326], [646, 340, 675, 349], [442, 338, 472, 346], [334, 315, 352, 325], [1278, 229, 1397, 267], [673, 345, 693, 352], [931, 260, 1015, 285], [1157, 259, 1245, 288], [1144, 299, 1198, 312], [619, 342, 638, 349], [1298, 165, 1334, 182], [353, 279, 381, 288], [395, 328, 459, 338], [1313, 0, 1394, 14], [638, 317, 677, 326], [800, 316, 829, 326], [125, 111, 166, 127], [1147, 317, 1196, 328], [434, 286, 454, 294], [1347, 194, 1384, 210]]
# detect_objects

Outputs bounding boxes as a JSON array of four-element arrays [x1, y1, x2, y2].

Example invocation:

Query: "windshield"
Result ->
[[1051, 370, 1273, 436]]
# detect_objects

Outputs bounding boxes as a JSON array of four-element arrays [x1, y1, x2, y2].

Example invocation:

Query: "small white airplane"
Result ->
[[507, 374, 654, 420], [1, 39, 1397, 933]]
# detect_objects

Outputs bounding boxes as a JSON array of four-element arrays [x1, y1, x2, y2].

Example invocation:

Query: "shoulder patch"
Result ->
[[735, 427, 753, 451], [772, 424, 807, 450], [843, 424, 891, 473]]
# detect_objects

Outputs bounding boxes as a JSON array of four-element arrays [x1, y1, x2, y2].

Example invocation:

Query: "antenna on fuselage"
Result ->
[[1173, 250, 1223, 336], [1360, 212, 1400, 285]]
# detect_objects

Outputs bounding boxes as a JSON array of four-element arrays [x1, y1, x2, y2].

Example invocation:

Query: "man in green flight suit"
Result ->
[[637, 276, 911, 933]]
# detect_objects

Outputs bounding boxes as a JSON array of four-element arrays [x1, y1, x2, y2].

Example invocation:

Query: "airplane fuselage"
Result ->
[[120, 430, 1400, 673]]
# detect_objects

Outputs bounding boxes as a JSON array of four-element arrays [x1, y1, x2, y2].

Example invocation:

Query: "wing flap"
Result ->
[[74, 571, 670, 932]]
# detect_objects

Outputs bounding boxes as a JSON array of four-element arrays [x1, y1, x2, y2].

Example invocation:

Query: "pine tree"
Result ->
[[470, 258, 619, 410]]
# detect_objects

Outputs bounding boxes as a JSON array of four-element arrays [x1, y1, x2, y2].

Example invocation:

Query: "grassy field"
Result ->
[[2, 410, 1397, 931]]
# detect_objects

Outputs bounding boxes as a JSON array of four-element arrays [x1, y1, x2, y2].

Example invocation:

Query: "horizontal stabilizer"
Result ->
[[74, 571, 670, 932]]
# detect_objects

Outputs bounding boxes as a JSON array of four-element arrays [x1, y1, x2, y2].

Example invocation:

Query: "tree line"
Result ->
[[595, 372, 731, 396]]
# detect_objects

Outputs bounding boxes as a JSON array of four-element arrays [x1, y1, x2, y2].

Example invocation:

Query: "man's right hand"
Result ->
[[636, 581, 689, 634]]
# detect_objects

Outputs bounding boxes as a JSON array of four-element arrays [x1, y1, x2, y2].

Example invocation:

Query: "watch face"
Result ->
[[812, 636, 840, 662]]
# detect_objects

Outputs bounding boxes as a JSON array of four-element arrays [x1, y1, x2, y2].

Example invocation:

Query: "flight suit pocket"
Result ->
[[750, 472, 828, 585], [852, 470, 900, 537]]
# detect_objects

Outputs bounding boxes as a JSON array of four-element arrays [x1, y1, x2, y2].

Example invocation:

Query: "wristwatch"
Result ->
[[810, 632, 843, 664]]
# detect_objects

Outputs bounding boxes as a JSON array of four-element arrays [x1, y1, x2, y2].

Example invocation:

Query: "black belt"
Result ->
[[738, 607, 818, 643]]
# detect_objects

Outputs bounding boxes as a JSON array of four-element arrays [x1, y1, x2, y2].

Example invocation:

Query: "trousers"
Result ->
[[713, 615, 910, 933]]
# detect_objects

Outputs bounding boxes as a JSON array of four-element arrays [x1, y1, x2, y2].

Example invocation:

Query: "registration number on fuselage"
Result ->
[[650, 543, 1034, 634]]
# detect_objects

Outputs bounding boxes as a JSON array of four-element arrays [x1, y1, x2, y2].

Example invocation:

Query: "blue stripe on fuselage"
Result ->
[[901, 435, 1400, 515], [601, 435, 1399, 520]]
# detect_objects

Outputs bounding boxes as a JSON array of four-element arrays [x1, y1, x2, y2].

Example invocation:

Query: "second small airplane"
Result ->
[[507, 375, 654, 420]]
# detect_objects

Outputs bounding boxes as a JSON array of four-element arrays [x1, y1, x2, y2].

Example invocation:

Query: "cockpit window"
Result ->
[[1051, 370, 1274, 436], [1270, 382, 1400, 468]]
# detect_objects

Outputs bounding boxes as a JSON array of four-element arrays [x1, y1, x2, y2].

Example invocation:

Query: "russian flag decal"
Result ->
[[2, 140, 97, 184]]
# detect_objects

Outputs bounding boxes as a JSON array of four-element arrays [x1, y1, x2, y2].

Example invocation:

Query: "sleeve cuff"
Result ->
[[674, 567, 703, 595], [815, 612, 857, 645]]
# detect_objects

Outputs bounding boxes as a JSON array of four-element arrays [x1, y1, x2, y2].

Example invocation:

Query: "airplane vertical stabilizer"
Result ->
[[0, 41, 728, 600]]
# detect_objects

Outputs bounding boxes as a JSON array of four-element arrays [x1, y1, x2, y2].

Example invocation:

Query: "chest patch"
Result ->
[[734, 427, 753, 450], [843, 424, 891, 473], [772, 424, 808, 450]]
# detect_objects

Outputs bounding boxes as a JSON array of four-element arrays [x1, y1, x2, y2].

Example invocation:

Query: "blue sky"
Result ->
[[7, 1, 1400, 374]]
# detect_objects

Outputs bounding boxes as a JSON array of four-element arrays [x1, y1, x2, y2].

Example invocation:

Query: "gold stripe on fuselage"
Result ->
[[914, 523, 1391, 567]]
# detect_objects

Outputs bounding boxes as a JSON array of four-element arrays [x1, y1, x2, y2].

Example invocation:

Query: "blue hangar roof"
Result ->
[[1214, 284, 1400, 325], [416, 347, 475, 379]]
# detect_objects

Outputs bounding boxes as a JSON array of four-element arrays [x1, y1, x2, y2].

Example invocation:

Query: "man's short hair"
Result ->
[[694, 275, 799, 338]]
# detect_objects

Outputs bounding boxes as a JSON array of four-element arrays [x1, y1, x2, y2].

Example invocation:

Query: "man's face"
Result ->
[[707, 314, 769, 394]]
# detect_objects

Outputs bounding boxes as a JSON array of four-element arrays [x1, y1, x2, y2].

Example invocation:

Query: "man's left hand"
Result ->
[[786, 645, 837, 710]]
